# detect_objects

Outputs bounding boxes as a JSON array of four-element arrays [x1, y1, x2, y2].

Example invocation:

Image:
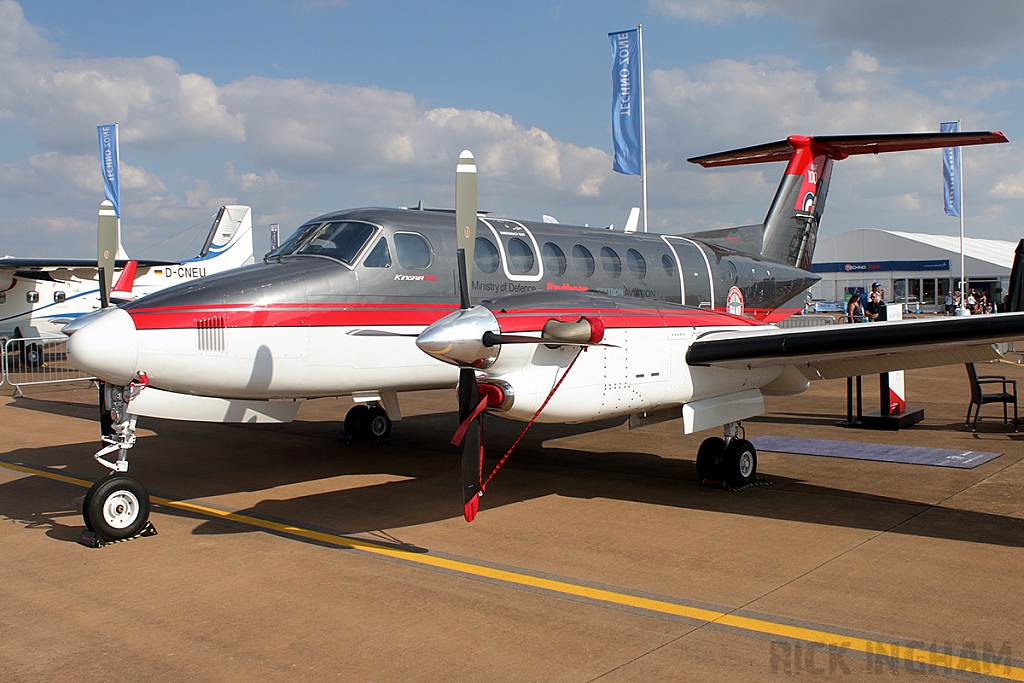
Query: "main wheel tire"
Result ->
[[723, 439, 757, 487], [344, 404, 370, 440], [84, 474, 151, 540], [364, 406, 392, 441], [695, 437, 726, 483]]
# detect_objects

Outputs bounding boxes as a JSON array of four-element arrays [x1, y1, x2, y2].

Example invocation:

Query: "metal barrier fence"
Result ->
[[775, 315, 836, 329], [1, 336, 94, 394]]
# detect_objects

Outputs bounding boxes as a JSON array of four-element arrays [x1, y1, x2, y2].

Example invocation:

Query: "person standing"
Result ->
[[944, 291, 954, 315], [847, 292, 865, 323], [865, 291, 881, 322], [871, 281, 886, 302]]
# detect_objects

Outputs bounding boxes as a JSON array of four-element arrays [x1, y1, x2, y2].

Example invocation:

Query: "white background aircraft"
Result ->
[[0, 205, 255, 347]]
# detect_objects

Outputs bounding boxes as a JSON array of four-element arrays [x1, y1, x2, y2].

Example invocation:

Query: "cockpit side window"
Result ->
[[363, 237, 392, 268], [292, 221, 376, 265], [394, 232, 433, 269]]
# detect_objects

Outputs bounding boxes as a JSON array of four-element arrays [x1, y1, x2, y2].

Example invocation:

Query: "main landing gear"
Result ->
[[343, 403, 393, 442], [83, 381, 152, 541], [695, 421, 757, 488]]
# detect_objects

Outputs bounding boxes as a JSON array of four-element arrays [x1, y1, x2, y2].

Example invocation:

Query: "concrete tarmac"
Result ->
[[2, 363, 1024, 682]]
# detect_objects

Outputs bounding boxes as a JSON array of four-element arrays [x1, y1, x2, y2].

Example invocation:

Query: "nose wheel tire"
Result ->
[[343, 404, 392, 442], [83, 474, 151, 541], [724, 438, 757, 487]]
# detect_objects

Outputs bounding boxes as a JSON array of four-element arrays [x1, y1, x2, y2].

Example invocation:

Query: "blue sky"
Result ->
[[1, 0, 1022, 259]]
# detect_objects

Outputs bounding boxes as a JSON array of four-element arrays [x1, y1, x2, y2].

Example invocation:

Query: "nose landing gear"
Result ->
[[83, 380, 154, 542]]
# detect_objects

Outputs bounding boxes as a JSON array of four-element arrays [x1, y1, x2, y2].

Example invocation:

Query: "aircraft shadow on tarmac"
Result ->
[[2, 396, 1024, 549]]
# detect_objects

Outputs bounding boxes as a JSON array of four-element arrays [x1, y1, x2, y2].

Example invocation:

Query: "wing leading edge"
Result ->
[[687, 313, 1024, 380]]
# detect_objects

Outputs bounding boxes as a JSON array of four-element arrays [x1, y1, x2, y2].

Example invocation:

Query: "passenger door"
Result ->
[[662, 237, 714, 308]]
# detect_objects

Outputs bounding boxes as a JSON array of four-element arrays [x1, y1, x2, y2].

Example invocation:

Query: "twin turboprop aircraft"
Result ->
[[65, 130, 1022, 537], [0, 205, 255, 343]]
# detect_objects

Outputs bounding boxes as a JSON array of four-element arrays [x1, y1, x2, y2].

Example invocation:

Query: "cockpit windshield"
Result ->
[[266, 221, 322, 260], [266, 220, 376, 265]]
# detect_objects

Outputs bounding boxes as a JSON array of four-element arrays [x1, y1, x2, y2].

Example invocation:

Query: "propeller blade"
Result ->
[[97, 200, 118, 308], [455, 150, 477, 310], [457, 367, 482, 521]]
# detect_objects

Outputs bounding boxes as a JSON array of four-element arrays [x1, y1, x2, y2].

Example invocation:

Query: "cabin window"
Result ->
[[363, 238, 392, 268], [572, 245, 595, 277], [542, 242, 566, 276], [601, 247, 621, 278], [293, 221, 375, 265], [54, 291, 66, 303], [394, 232, 433, 269], [475, 237, 499, 274], [507, 238, 535, 275], [27, 291, 39, 304], [662, 254, 676, 278], [626, 249, 646, 280], [0, 292, 5, 304]]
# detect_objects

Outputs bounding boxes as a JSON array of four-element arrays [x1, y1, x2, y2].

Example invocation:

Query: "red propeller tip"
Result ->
[[464, 495, 480, 523]]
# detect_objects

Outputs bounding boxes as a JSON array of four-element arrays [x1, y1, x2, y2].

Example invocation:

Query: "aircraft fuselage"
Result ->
[[70, 207, 817, 399]]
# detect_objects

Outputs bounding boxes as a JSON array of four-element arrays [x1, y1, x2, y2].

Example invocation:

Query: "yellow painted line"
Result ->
[[3, 459, 1023, 680]]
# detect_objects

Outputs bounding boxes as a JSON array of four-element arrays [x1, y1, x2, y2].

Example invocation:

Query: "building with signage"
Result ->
[[809, 229, 1018, 311]]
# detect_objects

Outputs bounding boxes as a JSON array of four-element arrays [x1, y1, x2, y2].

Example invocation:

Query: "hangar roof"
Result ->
[[813, 228, 1019, 273]]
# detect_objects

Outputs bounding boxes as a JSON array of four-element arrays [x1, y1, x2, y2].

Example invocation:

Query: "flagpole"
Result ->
[[638, 23, 648, 233], [959, 118, 965, 311]]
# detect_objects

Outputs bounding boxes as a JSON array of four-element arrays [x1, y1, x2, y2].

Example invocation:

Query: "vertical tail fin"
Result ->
[[688, 131, 1008, 270], [189, 205, 255, 271]]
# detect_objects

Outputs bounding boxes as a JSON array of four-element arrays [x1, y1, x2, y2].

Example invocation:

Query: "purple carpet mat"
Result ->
[[749, 436, 1001, 469]]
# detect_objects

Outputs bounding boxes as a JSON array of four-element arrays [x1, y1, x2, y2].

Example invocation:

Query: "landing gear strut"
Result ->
[[84, 381, 152, 540], [695, 421, 757, 488], [343, 403, 393, 442]]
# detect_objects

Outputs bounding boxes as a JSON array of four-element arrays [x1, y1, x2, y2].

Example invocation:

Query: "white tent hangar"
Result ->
[[809, 228, 1019, 311]]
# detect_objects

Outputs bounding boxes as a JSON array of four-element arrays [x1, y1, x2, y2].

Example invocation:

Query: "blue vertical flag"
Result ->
[[97, 124, 120, 217], [609, 29, 642, 176], [941, 121, 960, 217]]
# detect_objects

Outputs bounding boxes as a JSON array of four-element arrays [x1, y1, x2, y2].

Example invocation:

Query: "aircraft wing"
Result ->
[[0, 257, 176, 270], [686, 313, 1024, 380]]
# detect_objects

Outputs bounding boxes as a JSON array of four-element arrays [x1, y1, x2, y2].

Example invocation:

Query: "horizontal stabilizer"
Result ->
[[688, 131, 1008, 168]]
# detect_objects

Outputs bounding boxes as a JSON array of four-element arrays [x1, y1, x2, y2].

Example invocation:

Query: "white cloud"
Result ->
[[0, 1, 243, 155], [0, 152, 164, 202], [652, 0, 1024, 65]]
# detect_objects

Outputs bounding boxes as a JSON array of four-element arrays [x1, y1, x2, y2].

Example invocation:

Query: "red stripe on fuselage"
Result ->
[[128, 302, 773, 332], [129, 302, 459, 330]]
